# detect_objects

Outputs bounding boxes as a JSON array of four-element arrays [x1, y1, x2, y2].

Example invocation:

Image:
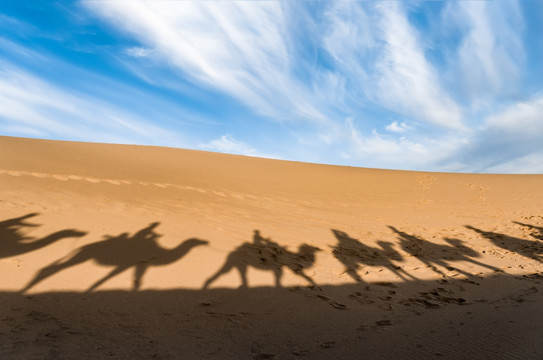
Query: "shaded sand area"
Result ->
[[1, 135, 542, 359]]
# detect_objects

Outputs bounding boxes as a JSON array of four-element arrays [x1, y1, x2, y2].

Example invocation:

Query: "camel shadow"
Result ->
[[0, 213, 86, 259], [513, 221, 543, 241], [21, 222, 208, 293], [466, 225, 543, 263], [389, 226, 498, 278], [203, 230, 320, 289], [331, 229, 416, 283]]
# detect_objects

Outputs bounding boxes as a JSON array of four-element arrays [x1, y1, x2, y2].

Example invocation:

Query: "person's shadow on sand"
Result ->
[[331, 229, 416, 283], [0, 213, 86, 259], [203, 230, 321, 289], [466, 225, 543, 263], [389, 226, 498, 278], [21, 222, 208, 293]]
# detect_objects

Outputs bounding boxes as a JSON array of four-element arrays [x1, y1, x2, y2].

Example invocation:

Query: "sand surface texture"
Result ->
[[1, 135, 542, 359]]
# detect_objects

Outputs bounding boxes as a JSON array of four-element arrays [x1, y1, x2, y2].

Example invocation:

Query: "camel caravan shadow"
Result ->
[[4, 212, 543, 293], [21, 222, 208, 293], [0, 213, 86, 260], [203, 230, 321, 289], [3, 215, 543, 359]]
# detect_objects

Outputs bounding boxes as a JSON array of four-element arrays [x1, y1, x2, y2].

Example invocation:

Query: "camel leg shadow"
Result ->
[[203, 260, 249, 289], [295, 270, 316, 286], [86, 265, 131, 293], [203, 260, 285, 289], [21, 253, 89, 293]]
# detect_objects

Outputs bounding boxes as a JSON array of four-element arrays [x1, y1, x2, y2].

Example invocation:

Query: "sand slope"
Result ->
[[1, 135, 542, 359]]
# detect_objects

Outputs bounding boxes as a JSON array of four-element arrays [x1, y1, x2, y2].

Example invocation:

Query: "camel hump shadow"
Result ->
[[331, 229, 415, 283], [21, 222, 208, 293], [0, 213, 87, 259], [203, 230, 321, 289]]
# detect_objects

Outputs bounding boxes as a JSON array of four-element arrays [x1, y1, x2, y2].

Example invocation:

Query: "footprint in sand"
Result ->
[[415, 175, 436, 190], [316, 294, 349, 310]]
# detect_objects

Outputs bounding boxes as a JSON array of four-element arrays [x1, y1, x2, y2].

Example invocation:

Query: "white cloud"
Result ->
[[439, 95, 543, 173], [375, 3, 464, 130], [483, 152, 543, 174], [339, 117, 473, 171], [0, 61, 183, 146], [84, 0, 327, 123], [445, 1, 524, 103], [322, 2, 373, 99], [484, 96, 543, 135], [76, 1, 539, 173], [342, 117, 431, 169], [385, 121, 411, 133], [199, 134, 276, 159], [321, 3, 465, 130], [124, 46, 153, 58]]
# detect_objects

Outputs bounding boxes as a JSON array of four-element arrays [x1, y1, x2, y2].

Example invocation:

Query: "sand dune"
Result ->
[[1, 135, 542, 359]]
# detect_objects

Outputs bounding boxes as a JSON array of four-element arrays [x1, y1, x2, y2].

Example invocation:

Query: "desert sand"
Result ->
[[1, 135, 542, 359]]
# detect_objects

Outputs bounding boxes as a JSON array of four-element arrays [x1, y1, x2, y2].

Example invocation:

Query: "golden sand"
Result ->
[[1, 136, 542, 358]]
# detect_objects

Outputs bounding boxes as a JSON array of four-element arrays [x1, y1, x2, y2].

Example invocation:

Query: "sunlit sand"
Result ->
[[1, 136, 542, 359]]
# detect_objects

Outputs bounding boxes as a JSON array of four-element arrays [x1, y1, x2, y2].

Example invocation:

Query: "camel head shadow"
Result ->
[[1, 213, 87, 259]]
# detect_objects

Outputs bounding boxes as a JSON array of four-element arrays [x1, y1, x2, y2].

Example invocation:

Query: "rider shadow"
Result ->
[[388, 226, 499, 278], [203, 230, 321, 289], [330, 229, 416, 283], [466, 225, 543, 263], [21, 222, 208, 293], [0, 213, 86, 259]]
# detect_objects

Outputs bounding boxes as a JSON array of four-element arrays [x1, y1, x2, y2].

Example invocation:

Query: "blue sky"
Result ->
[[1, 1, 542, 173]]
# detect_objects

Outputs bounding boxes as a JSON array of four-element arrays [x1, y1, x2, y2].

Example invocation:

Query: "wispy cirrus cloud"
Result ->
[[0, 1, 540, 173], [374, 3, 464, 131], [78, 1, 543, 171], [446, 1, 524, 102], [84, 1, 327, 123], [0, 59, 184, 145]]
